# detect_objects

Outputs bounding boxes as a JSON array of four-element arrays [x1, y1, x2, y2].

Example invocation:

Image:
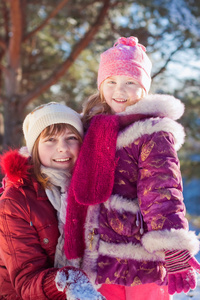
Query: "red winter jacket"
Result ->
[[0, 150, 68, 299]]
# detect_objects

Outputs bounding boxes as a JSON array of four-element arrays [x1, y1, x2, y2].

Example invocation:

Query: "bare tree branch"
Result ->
[[20, 0, 111, 108], [152, 43, 184, 79], [23, 0, 70, 42]]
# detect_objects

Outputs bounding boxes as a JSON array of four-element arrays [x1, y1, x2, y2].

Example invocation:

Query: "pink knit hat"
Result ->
[[97, 36, 152, 93]]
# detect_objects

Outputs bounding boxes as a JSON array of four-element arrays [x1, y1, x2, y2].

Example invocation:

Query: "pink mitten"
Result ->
[[55, 267, 106, 300], [165, 250, 200, 295]]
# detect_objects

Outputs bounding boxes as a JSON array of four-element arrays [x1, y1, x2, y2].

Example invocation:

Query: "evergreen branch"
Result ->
[[20, 0, 111, 108], [23, 0, 70, 42]]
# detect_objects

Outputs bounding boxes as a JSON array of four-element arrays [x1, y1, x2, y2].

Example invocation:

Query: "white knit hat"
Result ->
[[23, 102, 84, 154]]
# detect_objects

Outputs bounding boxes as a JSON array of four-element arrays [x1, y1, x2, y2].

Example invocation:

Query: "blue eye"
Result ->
[[106, 80, 116, 84], [47, 137, 55, 142], [67, 135, 78, 141]]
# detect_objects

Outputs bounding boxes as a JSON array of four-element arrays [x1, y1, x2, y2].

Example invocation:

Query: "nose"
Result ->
[[114, 82, 125, 95], [57, 140, 69, 152]]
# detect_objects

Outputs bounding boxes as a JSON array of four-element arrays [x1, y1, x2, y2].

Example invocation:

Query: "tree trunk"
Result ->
[[3, 96, 24, 150], [2, 0, 23, 149]]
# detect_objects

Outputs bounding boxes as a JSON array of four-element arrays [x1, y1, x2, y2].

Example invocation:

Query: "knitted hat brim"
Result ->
[[97, 60, 151, 93]]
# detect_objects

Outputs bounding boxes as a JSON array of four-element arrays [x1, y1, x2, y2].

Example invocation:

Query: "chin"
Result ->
[[114, 108, 126, 113]]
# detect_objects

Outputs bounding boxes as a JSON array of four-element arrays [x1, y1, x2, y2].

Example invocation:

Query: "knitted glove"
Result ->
[[55, 267, 106, 300], [165, 250, 200, 295]]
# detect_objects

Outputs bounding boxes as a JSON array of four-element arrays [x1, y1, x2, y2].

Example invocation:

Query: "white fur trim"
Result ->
[[104, 195, 139, 214], [98, 240, 165, 262], [141, 229, 200, 256], [83, 205, 101, 286], [119, 94, 185, 120], [116, 117, 185, 151], [82, 249, 100, 287], [82, 202, 166, 286], [64, 258, 82, 268]]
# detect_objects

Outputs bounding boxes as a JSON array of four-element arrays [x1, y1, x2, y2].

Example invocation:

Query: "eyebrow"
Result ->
[[105, 77, 115, 80]]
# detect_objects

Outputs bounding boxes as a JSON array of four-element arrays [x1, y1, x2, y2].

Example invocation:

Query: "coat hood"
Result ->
[[119, 94, 184, 120]]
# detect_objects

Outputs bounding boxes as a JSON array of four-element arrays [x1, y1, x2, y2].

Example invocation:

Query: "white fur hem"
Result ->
[[141, 229, 200, 255], [99, 240, 165, 261], [83, 205, 100, 285]]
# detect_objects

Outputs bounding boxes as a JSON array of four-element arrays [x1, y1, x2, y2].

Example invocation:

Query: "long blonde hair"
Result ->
[[82, 89, 112, 127], [31, 123, 82, 189]]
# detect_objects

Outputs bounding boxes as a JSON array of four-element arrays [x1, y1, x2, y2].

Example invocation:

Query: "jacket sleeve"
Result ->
[[137, 130, 199, 255], [0, 190, 65, 299]]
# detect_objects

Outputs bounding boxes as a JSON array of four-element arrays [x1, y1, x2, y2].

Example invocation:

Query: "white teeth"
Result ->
[[54, 158, 70, 162], [114, 99, 127, 102]]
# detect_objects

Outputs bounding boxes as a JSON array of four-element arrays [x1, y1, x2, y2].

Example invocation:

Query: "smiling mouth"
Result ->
[[113, 98, 127, 103], [53, 158, 70, 162]]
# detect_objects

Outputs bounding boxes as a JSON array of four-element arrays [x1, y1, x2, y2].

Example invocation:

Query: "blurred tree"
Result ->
[[0, 0, 111, 149], [176, 79, 200, 178], [0, 0, 199, 173]]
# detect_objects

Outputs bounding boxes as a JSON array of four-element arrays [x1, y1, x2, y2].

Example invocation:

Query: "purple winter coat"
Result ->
[[82, 94, 199, 287]]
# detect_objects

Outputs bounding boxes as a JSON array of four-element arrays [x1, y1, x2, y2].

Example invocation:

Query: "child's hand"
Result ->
[[55, 267, 106, 300], [165, 250, 200, 295]]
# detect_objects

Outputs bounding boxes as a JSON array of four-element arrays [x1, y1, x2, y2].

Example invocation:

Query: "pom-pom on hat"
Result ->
[[97, 36, 152, 93], [23, 102, 84, 154]]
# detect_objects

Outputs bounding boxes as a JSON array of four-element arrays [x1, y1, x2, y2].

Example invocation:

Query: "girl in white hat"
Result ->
[[0, 102, 105, 300]]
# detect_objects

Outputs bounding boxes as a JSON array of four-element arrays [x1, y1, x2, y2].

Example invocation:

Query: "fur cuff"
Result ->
[[141, 229, 200, 256]]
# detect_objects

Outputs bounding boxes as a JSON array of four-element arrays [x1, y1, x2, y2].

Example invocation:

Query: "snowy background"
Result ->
[[173, 178, 200, 300]]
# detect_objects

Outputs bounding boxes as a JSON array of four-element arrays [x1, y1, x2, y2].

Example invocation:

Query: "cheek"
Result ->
[[38, 144, 49, 162], [129, 88, 143, 98], [73, 144, 81, 161], [102, 86, 112, 99], [38, 143, 45, 155]]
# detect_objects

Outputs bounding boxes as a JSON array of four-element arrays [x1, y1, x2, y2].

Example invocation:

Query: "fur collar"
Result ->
[[0, 149, 31, 184], [116, 94, 185, 151], [119, 94, 184, 120]]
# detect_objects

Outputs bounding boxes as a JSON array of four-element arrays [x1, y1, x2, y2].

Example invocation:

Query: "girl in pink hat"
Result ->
[[64, 37, 200, 300]]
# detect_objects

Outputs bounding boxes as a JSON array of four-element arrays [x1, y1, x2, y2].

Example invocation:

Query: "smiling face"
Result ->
[[38, 125, 81, 173], [101, 75, 145, 113]]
